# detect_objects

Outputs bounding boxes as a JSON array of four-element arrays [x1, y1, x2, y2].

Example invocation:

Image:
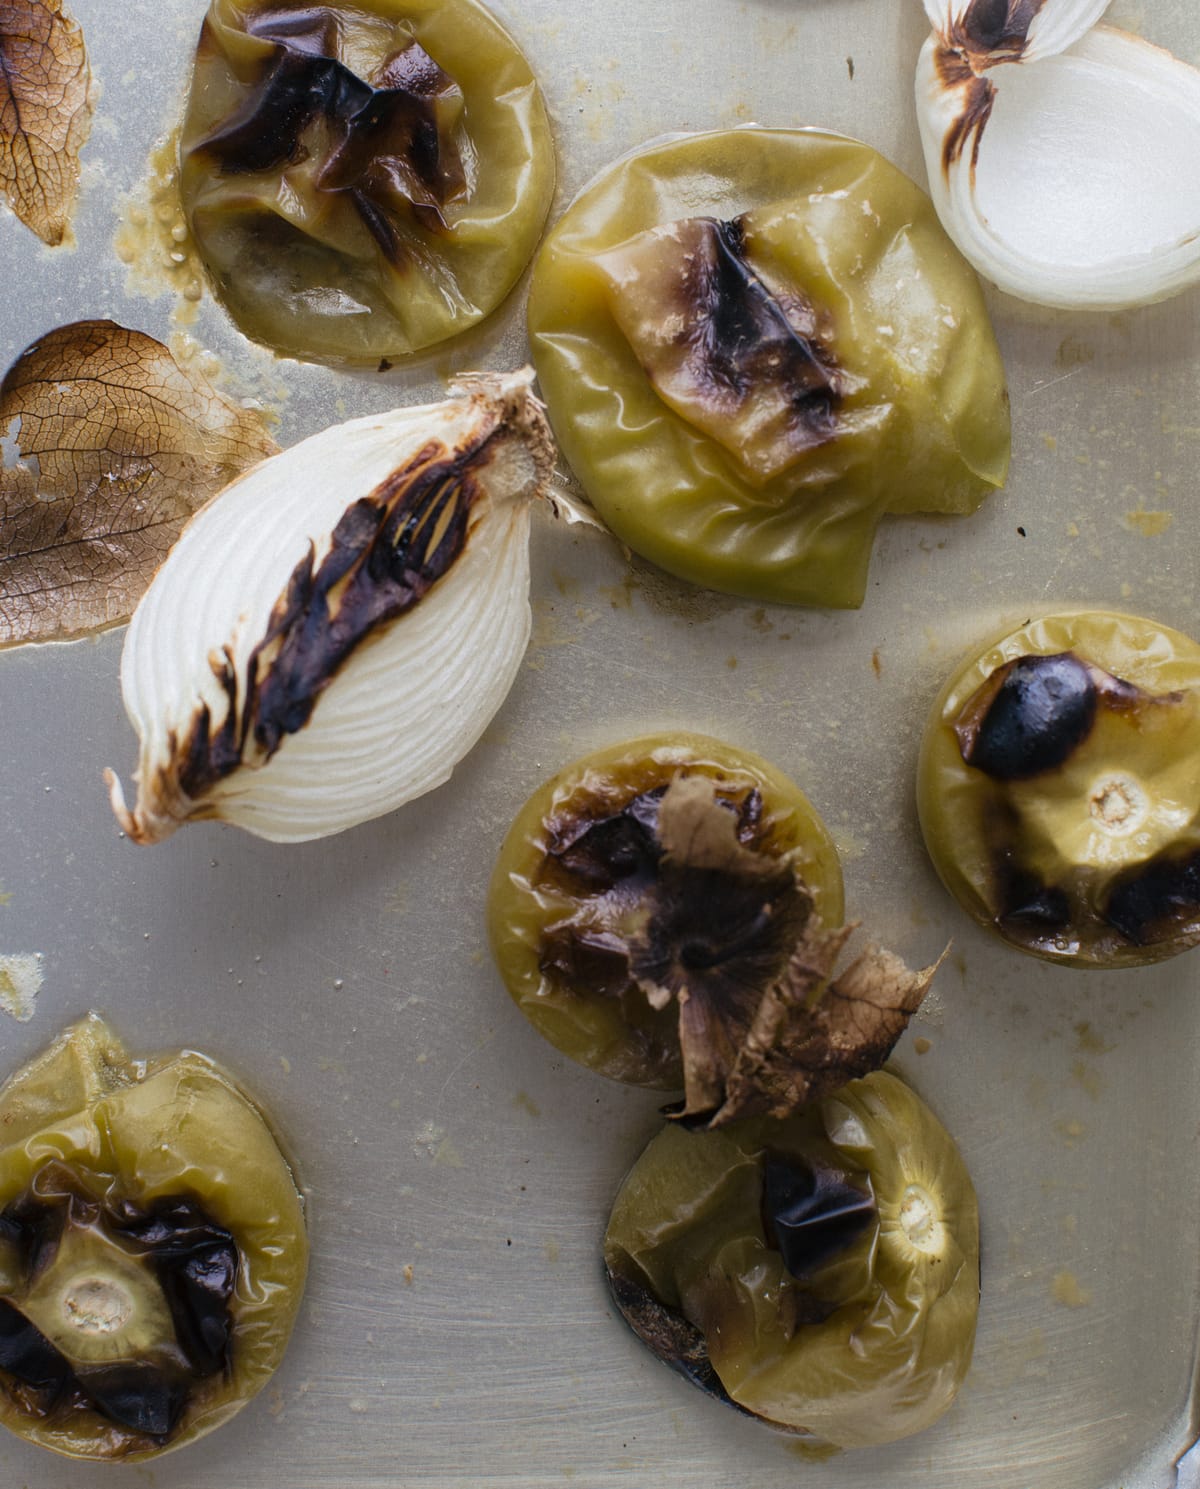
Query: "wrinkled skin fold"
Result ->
[[0, 1015, 307, 1461], [528, 128, 1010, 607], [918, 609, 1200, 966], [604, 1071, 980, 1447], [179, 0, 555, 363]]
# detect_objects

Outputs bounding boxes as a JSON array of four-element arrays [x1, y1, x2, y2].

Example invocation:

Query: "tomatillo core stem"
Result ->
[[1088, 774, 1147, 836], [62, 1279, 134, 1338]]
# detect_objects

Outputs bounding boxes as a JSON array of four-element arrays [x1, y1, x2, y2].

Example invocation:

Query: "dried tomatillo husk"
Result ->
[[604, 1071, 979, 1448], [0, 1014, 307, 1461], [528, 127, 1009, 607], [179, 0, 555, 364], [918, 609, 1200, 966], [490, 733, 939, 1124]]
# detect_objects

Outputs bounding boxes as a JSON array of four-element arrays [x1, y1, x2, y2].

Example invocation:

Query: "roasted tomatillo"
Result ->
[[918, 609, 1200, 967], [604, 1070, 979, 1447], [489, 734, 843, 1093], [490, 733, 940, 1125], [527, 128, 1010, 607], [179, 0, 555, 364], [0, 1015, 307, 1461]]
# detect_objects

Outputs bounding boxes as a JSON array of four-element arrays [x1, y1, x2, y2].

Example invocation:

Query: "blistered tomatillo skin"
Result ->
[[918, 609, 1200, 967], [0, 1015, 307, 1461], [527, 128, 1010, 608], [604, 1070, 979, 1448], [179, 0, 555, 364], [487, 732, 844, 1090]]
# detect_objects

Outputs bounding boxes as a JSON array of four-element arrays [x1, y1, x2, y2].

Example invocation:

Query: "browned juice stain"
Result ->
[[1052, 1271, 1091, 1308], [114, 130, 205, 319]]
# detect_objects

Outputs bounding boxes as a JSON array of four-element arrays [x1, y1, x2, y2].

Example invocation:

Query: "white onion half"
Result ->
[[105, 370, 557, 845], [916, 9, 1200, 309]]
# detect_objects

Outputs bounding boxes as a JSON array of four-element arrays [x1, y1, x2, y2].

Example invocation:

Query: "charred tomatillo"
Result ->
[[489, 733, 941, 1127], [180, 0, 555, 364], [0, 1015, 307, 1461], [604, 1070, 979, 1447], [488, 733, 844, 1097], [527, 127, 1010, 607], [918, 609, 1200, 966]]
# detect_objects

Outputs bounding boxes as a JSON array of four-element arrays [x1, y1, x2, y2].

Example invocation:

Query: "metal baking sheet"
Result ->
[[3, 1, 1200, 1485]]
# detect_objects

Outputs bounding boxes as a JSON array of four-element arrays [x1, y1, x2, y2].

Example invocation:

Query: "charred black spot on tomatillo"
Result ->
[[111, 1199, 239, 1380], [0, 1167, 238, 1445], [543, 786, 670, 892], [691, 217, 842, 437], [542, 784, 763, 894], [0, 1190, 67, 1279], [761, 1155, 876, 1280], [593, 214, 851, 487], [76, 1365, 191, 1438], [604, 1264, 747, 1416], [0, 1302, 71, 1396], [956, 652, 1098, 780], [996, 874, 1072, 935], [536, 780, 810, 1110], [1103, 847, 1200, 947], [198, 18, 466, 253], [539, 775, 814, 1114], [983, 796, 1074, 934]]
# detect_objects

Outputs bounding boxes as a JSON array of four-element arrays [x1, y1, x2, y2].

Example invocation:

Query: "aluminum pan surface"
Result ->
[[1, 0, 1199, 1484]]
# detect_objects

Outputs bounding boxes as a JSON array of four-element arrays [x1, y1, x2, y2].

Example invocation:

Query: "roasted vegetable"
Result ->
[[918, 609, 1200, 966], [916, 1, 1200, 309], [489, 733, 940, 1124], [0, 1015, 307, 1460], [527, 127, 1010, 607], [489, 734, 842, 1091], [178, 0, 555, 364], [105, 370, 556, 846], [604, 1070, 979, 1447]]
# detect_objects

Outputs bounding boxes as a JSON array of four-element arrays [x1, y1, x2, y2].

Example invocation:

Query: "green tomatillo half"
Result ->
[[0, 1014, 307, 1461], [527, 128, 1010, 607], [179, 0, 555, 364], [604, 1070, 979, 1447], [918, 609, 1200, 967], [489, 733, 940, 1125]]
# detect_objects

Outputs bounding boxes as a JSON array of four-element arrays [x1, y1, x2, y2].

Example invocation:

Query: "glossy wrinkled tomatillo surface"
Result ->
[[918, 609, 1200, 967], [527, 128, 1010, 607], [0, 1015, 307, 1461], [179, 0, 555, 364], [487, 733, 844, 1091], [604, 1070, 979, 1448]]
